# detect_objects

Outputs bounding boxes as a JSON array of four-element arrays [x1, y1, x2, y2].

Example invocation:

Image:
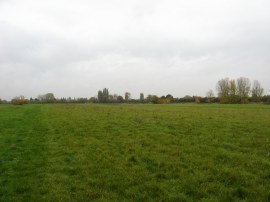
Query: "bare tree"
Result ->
[[206, 89, 214, 103], [252, 80, 264, 102], [216, 78, 230, 103], [112, 94, 118, 101], [237, 77, 251, 103], [228, 79, 239, 103], [206, 90, 214, 98]]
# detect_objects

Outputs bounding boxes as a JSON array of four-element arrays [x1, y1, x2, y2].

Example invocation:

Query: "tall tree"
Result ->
[[165, 94, 173, 103], [97, 88, 109, 103], [98, 90, 103, 103], [45, 93, 55, 103], [252, 80, 264, 102], [38, 93, 56, 103], [206, 89, 214, 103], [140, 93, 144, 102], [237, 77, 251, 103], [125, 92, 131, 102], [229, 79, 238, 103], [165, 94, 173, 99], [89, 97, 97, 103], [217, 78, 230, 103], [117, 96, 124, 103], [102, 88, 109, 103], [146, 95, 159, 104]]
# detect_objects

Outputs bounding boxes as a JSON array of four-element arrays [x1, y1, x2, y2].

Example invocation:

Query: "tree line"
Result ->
[[216, 77, 264, 103], [1, 77, 269, 105]]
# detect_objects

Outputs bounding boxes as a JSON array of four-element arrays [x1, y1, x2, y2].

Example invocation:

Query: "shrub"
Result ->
[[11, 96, 29, 105]]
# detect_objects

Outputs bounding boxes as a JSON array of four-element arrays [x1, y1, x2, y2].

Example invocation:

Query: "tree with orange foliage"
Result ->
[[11, 96, 28, 105]]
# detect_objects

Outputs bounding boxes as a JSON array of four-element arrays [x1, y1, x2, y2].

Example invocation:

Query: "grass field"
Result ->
[[0, 104, 269, 201]]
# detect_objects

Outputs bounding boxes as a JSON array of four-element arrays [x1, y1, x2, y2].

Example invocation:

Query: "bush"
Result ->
[[262, 95, 270, 104], [11, 96, 29, 105]]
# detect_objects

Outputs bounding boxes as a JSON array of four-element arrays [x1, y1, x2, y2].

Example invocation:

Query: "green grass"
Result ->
[[0, 104, 269, 201]]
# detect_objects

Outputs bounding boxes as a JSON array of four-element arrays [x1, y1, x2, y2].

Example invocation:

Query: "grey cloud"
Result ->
[[0, 0, 270, 100]]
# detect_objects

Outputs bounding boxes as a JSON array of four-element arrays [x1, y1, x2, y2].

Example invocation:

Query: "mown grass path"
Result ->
[[0, 104, 270, 201]]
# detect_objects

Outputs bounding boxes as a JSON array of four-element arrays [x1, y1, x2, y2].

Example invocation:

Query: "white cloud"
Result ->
[[0, 0, 270, 99]]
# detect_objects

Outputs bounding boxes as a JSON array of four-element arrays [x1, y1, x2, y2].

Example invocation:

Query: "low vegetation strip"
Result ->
[[0, 104, 269, 201]]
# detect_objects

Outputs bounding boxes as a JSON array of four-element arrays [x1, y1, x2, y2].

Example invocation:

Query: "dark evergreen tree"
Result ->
[[102, 88, 109, 103], [98, 88, 109, 103], [98, 90, 103, 103], [140, 93, 144, 102]]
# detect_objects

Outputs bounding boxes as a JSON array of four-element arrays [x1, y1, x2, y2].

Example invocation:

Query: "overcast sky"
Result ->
[[0, 0, 270, 100]]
